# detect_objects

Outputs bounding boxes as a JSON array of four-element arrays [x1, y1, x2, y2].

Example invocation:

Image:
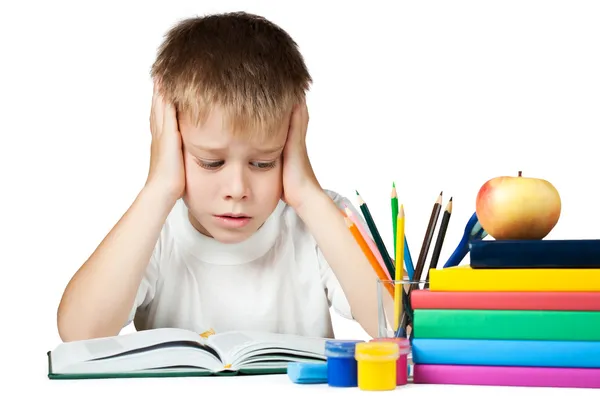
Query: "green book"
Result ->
[[413, 309, 600, 341], [47, 327, 327, 379]]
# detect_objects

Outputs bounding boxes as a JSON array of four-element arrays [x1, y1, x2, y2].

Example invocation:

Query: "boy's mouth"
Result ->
[[213, 213, 253, 228], [216, 213, 250, 219]]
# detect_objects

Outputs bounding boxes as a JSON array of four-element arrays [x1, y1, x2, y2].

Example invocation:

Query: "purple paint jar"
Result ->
[[324, 339, 364, 387]]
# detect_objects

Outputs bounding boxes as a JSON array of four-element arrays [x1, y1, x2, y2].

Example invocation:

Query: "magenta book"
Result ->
[[413, 364, 600, 389]]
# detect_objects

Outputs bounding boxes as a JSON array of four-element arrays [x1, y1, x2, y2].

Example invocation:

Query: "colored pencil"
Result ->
[[356, 191, 395, 279], [425, 197, 452, 284], [392, 184, 398, 256], [412, 192, 443, 289], [394, 205, 405, 332], [391, 184, 415, 279], [345, 206, 391, 280], [345, 216, 394, 297]]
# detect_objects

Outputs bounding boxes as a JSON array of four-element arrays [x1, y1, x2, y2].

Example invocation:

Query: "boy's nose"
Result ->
[[223, 167, 250, 201]]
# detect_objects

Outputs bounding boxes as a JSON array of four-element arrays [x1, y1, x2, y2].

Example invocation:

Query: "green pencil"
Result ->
[[389, 185, 415, 280], [356, 190, 395, 279]]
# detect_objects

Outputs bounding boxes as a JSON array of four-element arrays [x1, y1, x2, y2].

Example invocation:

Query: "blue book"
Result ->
[[469, 239, 600, 268], [411, 338, 600, 368]]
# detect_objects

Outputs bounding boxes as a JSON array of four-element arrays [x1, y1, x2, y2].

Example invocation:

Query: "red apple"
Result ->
[[475, 171, 561, 240]]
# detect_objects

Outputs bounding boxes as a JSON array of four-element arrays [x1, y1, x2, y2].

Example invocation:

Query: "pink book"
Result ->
[[413, 364, 600, 389]]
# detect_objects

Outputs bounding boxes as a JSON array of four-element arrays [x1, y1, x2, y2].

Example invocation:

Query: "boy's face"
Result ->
[[178, 106, 288, 244]]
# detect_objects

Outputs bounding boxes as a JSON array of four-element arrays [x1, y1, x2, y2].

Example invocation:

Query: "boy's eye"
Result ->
[[252, 160, 277, 169], [196, 159, 224, 169], [195, 159, 277, 170]]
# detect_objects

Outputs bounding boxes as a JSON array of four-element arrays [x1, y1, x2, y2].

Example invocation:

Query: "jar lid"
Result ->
[[325, 339, 364, 357], [370, 337, 411, 350], [354, 342, 399, 361]]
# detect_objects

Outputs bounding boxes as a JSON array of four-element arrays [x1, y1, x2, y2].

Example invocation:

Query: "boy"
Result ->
[[57, 11, 387, 342]]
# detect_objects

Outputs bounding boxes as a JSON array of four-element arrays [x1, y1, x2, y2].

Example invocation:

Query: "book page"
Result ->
[[50, 328, 208, 372], [207, 331, 327, 367], [52, 345, 224, 375]]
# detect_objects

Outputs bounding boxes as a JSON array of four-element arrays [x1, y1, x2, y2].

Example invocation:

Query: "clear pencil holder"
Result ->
[[376, 278, 427, 339]]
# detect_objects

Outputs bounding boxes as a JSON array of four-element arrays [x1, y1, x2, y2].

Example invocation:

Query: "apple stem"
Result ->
[[518, 171, 522, 177]]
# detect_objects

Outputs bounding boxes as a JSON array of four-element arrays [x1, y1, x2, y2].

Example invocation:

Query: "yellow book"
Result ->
[[429, 265, 600, 292]]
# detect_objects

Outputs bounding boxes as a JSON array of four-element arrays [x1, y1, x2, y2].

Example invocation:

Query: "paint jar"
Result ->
[[354, 341, 399, 391], [370, 337, 411, 385], [324, 339, 363, 387]]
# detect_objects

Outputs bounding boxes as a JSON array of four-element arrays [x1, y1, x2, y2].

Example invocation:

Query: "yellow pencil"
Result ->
[[394, 204, 405, 332]]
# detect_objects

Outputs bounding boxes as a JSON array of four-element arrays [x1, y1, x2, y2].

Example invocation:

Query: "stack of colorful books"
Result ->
[[410, 238, 600, 389]]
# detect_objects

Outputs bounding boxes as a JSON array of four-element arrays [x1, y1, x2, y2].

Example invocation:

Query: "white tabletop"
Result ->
[[35, 372, 599, 400]]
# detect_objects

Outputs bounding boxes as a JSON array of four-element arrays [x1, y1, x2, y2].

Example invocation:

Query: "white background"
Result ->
[[1, 0, 599, 398]]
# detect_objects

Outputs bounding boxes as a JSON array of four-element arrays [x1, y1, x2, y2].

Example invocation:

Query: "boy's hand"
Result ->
[[146, 82, 186, 202], [281, 100, 321, 210]]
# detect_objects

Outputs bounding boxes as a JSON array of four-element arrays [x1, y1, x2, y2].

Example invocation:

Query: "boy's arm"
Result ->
[[281, 101, 393, 338], [56, 183, 176, 341], [295, 187, 393, 338], [57, 82, 184, 342]]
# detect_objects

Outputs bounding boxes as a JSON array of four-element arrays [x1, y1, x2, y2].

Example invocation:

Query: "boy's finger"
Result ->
[[289, 102, 308, 142], [287, 105, 300, 139], [300, 101, 309, 132], [150, 83, 158, 134], [154, 93, 165, 134], [162, 100, 178, 134], [151, 80, 160, 111]]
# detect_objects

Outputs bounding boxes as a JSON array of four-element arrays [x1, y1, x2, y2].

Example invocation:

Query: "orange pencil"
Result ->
[[345, 216, 394, 297], [344, 206, 391, 281]]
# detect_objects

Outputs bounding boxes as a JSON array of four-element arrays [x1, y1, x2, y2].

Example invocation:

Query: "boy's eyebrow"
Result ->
[[194, 144, 285, 154], [255, 145, 285, 154], [193, 144, 226, 152]]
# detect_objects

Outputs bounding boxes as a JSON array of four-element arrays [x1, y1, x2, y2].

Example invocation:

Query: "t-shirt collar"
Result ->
[[171, 198, 286, 265]]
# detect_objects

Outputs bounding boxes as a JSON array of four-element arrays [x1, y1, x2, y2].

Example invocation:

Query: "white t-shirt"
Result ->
[[127, 189, 364, 339]]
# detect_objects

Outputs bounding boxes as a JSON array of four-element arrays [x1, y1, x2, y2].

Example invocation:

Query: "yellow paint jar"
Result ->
[[354, 341, 399, 391]]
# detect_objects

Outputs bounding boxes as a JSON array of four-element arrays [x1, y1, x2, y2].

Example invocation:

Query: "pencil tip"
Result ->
[[392, 181, 395, 187], [355, 190, 360, 195], [440, 191, 443, 196], [449, 197, 453, 201]]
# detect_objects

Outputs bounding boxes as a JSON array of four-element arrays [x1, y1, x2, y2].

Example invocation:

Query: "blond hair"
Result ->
[[151, 11, 312, 140]]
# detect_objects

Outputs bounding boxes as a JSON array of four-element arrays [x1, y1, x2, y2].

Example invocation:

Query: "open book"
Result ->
[[47, 327, 328, 379]]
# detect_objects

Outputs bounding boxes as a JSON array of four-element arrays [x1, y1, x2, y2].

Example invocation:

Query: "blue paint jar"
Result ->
[[325, 339, 364, 387]]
